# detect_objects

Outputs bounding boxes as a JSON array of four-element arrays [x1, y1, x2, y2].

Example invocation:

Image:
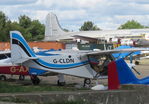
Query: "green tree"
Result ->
[[0, 12, 45, 42], [118, 20, 145, 29], [9, 22, 25, 32], [0, 11, 8, 41], [80, 21, 100, 31], [0, 11, 7, 28], [19, 15, 31, 28], [63, 28, 69, 32], [27, 20, 45, 41]]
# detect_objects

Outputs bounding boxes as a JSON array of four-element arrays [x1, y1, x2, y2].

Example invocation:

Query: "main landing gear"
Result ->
[[30, 75, 40, 85], [0, 75, 6, 81], [19, 75, 25, 81], [57, 74, 65, 86], [57, 80, 66, 86]]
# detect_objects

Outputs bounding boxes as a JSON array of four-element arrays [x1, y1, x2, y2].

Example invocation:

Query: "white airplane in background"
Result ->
[[0, 51, 11, 65], [44, 12, 149, 46], [0, 51, 29, 81], [8, 30, 149, 86]]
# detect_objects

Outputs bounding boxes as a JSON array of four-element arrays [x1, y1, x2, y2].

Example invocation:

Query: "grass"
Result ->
[[0, 97, 30, 103], [0, 98, 90, 104], [48, 100, 92, 104], [0, 81, 91, 104], [0, 81, 88, 93]]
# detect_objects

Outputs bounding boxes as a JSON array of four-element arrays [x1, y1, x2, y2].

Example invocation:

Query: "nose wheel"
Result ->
[[30, 75, 40, 85]]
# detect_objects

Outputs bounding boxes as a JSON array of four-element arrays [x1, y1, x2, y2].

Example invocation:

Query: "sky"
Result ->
[[1, 0, 149, 31]]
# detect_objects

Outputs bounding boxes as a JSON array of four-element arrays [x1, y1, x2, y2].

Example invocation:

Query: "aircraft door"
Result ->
[[88, 54, 114, 76]]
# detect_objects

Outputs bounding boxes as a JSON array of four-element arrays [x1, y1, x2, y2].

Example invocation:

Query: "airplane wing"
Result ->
[[86, 48, 149, 55], [72, 35, 106, 42], [0, 50, 11, 55], [72, 35, 99, 42]]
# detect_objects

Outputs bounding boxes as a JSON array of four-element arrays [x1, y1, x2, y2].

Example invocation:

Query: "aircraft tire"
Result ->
[[0, 75, 6, 81], [19, 75, 25, 81], [135, 61, 140, 65], [57, 80, 65, 86], [31, 76, 40, 85], [84, 78, 91, 87]]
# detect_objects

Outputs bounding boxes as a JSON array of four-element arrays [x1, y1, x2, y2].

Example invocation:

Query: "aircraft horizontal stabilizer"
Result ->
[[12, 57, 38, 64]]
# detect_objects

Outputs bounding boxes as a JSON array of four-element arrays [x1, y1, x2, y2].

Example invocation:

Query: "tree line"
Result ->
[[0, 11, 148, 42], [80, 20, 148, 31], [0, 11, 45, 42]]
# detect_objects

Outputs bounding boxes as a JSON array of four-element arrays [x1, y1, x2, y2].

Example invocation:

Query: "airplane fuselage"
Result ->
[[22, 51, 98, 78]]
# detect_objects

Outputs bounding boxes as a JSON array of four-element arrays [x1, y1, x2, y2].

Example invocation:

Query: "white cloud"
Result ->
[[97, 22, 120, 30], [56, 10, 87, 20], [31, 10, 49, 23], [1, 0, 149, 30], [0, 0, 37, 5], [36, 0, 104, 9]]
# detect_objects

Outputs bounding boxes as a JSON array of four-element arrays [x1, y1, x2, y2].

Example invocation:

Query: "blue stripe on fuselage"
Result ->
[[29, 67, 47, 75], [37, 59, 89, 69]]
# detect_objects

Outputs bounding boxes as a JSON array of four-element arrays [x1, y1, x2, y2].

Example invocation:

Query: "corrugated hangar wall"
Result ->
[[0, 42, 65, 50]]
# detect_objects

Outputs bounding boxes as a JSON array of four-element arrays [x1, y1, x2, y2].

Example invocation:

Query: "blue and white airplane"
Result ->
[[108, 58, 149, 90], [10, 31, 149, 85]]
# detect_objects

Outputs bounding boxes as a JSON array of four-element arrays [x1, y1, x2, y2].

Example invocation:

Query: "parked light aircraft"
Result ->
[[108, 58, 149, 90], [8, 30, 149, 85], [0, 51, 29, 80], [44, 13, 149, 46]]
